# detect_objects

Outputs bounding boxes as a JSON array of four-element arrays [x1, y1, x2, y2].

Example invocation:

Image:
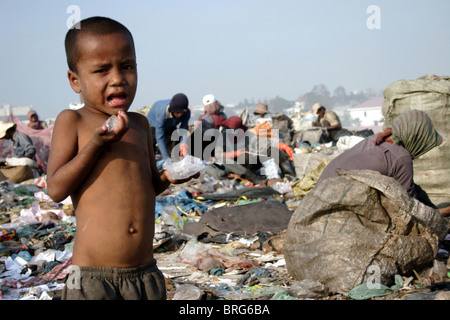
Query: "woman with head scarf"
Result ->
[[27, 110, 47, 130], [318, 110, 446, 214]]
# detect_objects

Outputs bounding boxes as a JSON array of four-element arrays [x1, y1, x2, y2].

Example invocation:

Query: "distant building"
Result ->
[[0, 104, 33, 122], [349, 97, 384, 127]]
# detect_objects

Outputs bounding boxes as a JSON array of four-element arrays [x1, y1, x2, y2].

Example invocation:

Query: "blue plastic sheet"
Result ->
[[155, 190, 209, 218]]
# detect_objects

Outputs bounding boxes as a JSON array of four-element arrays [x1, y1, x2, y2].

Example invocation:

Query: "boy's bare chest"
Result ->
[[79, 120, 147, 151]]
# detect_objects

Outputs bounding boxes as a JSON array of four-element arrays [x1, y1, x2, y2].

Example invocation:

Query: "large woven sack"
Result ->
[[293, 152, 339, 179], [382, 75, 450, 205], [0, 165, 34, 183], [271, 113, 293, 145], [296, 128, 324, 144], [284, 169, 449, 294]]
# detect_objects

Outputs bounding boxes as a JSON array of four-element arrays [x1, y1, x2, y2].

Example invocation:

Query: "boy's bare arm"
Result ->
[[47, 110, 129, 202], [47, 110, 101, 202]]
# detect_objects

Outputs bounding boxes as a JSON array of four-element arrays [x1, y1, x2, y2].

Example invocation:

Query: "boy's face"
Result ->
[[68, 32, 137, 116]]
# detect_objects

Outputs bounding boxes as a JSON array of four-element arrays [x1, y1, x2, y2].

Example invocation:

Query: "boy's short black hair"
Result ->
[[65, 16, 135, 72]]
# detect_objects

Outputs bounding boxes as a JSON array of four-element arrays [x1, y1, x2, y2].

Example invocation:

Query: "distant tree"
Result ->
[[301, 84, 332, 108], [235, 85, 382, 115], [267, 95, 293, 113], [332, 86, 347, 106], [348, 91, 368, 105]]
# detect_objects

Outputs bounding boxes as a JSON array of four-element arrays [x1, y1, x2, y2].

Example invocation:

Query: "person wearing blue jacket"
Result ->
[[147, 93, 191, 161]]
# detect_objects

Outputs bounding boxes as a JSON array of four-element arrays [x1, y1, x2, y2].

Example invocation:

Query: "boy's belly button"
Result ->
[[129, 225, 137, 234]]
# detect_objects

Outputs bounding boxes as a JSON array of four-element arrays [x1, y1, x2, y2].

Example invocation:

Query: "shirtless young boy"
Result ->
[[47, 16, 198, 300]]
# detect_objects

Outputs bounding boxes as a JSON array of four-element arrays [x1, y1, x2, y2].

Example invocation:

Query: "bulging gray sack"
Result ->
[[284, 169, 449, 294], [382, 75, 450, 205]]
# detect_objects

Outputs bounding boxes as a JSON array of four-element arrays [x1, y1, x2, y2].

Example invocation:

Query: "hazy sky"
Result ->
[[1, 0, 449, 119]]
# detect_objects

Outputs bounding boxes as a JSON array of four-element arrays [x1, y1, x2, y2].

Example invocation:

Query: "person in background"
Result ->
[[253, 103, 272, 126], [318, 109, 449, 217], [147, 93, 191, 161], [202, 94, 227, 119], [0, 121, 38, 182], [0, 122, 36, 160], [27, 110, 47, 130], [311, 104, 341, 143], [199, 94, 247, 131]]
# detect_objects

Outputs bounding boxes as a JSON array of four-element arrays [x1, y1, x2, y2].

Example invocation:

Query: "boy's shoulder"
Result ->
[[129, 110, 149, 124], [54, 108, 83, 126]]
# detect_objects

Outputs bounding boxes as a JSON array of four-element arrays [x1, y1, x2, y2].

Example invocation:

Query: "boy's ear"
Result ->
[[67, 69, 81, 93]]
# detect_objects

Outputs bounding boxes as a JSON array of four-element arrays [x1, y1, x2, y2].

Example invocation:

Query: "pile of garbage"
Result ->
[[0, 179, 75, 300], [153, 168, 450, 301], [0, 142, 449, 300]]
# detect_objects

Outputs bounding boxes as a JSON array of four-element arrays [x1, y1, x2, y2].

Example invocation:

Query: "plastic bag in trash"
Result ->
[[173, 284, 204, 300], [261, 158, 280, 179], [162, 155, 206, 180], [160, 206, 182, 227]]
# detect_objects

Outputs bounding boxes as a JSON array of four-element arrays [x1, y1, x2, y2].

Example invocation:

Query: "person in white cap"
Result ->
[[0, 121, 36, 160], [0, 121, 38, 182], [199, 94, 247, 132], [202, 94, 227, 119]]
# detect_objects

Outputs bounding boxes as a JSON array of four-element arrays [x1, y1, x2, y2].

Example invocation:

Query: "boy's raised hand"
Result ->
[[93, 111, 129, 145]]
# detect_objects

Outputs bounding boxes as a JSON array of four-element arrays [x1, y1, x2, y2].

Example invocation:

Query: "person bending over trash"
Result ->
[[147, 93, 191, 161], [0, 122, 36, 160], [0, 121, 40, 182], [318, 109, 449, 217], [198, 117, 295, 184], [311, 104, 342, 143], [47, 16, 199, 300]]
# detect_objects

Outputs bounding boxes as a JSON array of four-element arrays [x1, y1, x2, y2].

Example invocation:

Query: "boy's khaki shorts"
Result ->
[[62, 260, 166, 300]]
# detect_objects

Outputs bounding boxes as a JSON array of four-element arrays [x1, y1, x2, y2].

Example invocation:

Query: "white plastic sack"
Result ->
[[6, 157, 38, 168], [163, 155, 206, 180], [336, 135, 364, 151], [261, 158, 280, 179]]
